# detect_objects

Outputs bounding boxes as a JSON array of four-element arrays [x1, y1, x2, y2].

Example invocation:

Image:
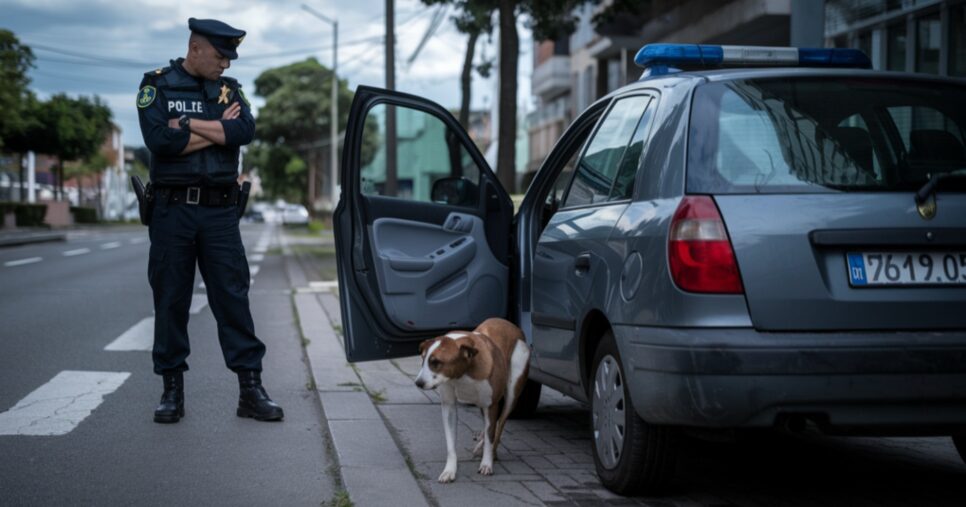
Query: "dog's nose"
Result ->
[[415, 378, 425, 389]]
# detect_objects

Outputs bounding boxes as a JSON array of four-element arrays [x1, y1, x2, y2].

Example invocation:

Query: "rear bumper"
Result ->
[[616, 325, 966, 430]]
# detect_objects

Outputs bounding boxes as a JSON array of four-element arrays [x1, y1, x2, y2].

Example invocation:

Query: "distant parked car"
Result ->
[[281, 204, 310, 226]]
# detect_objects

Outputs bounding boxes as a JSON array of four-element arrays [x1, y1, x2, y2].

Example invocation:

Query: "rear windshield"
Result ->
[[688, 77, 966, 194]]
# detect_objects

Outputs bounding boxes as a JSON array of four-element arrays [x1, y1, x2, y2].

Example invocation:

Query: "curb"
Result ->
[[0, 231, 66, 247], [291, 277, 430, 506]]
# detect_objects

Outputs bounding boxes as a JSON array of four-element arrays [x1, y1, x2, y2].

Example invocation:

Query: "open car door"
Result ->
[[334, 86, 514, 362]]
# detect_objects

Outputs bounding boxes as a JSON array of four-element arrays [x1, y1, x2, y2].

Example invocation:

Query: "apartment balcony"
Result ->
[[532, 55, 571, 99]]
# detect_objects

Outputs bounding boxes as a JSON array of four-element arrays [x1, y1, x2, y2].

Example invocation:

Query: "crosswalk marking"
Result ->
[[100, 242, 121, 250], [63, 248, 91, 257], [129, 237, 147, 244], [104, 317, 154, 351], [249, 254, 264, 263], [0, 371, 130, 436], [190, 293, 208, 315]]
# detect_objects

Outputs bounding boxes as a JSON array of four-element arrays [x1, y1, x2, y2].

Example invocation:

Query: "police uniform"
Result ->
[[138, 18, 282, 423]]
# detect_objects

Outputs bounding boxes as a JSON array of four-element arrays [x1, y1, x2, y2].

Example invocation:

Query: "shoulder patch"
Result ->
[[238, 88, 251, 107], [137, 85, 157, 108]]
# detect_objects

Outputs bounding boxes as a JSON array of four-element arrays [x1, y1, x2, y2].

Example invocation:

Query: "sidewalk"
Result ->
[[282, 230, 629, 507]]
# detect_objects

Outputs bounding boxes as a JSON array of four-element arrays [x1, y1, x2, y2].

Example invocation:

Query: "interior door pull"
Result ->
[[575, 253, 591, 272]]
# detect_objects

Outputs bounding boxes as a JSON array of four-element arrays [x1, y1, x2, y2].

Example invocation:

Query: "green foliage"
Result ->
[[8, 202, 47, 227], [0, 30, 36, 151], [254, 58, 353, 146], [251, 58, 354, 204], [70, 206, 99, 223], [37, 94, 113, 163]]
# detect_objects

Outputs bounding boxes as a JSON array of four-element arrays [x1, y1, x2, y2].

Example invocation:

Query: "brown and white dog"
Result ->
[[415, 318, 530, 482]]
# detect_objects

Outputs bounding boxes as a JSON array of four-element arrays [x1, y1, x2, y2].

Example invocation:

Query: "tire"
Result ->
[[590, 331, 677, 495], [953, 434, 966, 464], [509, 379, 542, 419]]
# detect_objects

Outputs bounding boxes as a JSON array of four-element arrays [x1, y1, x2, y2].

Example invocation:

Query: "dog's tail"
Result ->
[[493, 340, 531, 451]]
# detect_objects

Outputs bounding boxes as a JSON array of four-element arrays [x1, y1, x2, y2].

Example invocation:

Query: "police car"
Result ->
[[334, 44, 966, 494]]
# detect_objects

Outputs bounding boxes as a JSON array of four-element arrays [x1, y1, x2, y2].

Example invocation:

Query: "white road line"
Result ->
[[190, 293, 208, 315], [129, 237, 148, 244], [0, 371, 130, 436], [4, 257, 42, 267], [249, 254, 264, 263], [198, 281, 206, 290], [250, 265, 261, 277], [104, 317, 154, 351], [100, 242, 121, 250], [63, 248, 91, 257]]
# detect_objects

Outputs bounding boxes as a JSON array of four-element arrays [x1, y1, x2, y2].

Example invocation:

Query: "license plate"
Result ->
[[847, 252, 966, 286]]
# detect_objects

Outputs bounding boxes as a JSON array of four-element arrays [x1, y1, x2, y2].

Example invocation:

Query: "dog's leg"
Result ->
[[438, 385, 458, 483], [479, 403, 499, 475], [473, 407, 485, 456]]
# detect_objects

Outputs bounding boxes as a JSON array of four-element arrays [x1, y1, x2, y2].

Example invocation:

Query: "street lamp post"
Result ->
[[301, 4, 339, 212]]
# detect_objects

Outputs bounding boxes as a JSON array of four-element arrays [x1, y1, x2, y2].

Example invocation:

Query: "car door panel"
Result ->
[[369, 213, 506, 330], [335, 86, 513, 362]]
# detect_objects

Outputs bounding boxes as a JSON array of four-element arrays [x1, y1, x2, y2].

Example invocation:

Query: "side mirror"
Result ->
[[431, 177, 477, 206]]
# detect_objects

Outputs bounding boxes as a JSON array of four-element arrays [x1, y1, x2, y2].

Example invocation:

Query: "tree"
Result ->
[[2, 93, 44, 201], [437, 1, 591, 192], [0, 29, 35, 152], [253, 58, 355, 209], [36, 94, 113, 201], [421, 0, 496, 130]]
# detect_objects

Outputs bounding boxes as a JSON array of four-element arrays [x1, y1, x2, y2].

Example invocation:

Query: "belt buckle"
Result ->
[[186, 187, 201, 205]]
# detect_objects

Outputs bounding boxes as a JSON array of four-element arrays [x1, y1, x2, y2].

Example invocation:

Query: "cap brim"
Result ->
[[213, 46, 239, 60]]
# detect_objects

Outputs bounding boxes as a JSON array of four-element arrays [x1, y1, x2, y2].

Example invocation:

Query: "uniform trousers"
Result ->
[[148, 195, 264, 374]]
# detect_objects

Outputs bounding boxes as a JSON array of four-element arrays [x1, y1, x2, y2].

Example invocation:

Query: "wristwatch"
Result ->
[[178, 115, 191, 131]]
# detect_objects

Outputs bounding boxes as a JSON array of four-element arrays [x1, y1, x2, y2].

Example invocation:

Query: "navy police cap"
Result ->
[[188, 17, 246, 60]]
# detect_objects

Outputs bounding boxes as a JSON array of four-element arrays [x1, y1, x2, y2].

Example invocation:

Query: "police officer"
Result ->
[[137, 18, 283, 423]]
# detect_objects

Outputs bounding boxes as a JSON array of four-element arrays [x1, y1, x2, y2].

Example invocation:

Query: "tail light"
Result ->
[[668, 195, 743, 294]]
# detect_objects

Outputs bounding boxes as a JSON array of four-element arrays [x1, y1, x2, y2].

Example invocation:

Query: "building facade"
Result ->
[[827, 0, 966, 76]]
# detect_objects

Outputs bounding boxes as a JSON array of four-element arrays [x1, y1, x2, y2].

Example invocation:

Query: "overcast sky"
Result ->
[[1, 0, 533, 148]]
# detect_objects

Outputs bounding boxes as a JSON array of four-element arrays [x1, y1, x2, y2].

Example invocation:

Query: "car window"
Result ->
[[564, 96, 650, 207], [609, 98, 655, 200], [360, 103, 480, 206], [688, 78, 966, 194]]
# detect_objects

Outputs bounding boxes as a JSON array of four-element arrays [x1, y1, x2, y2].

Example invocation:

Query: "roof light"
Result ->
[[634, 44, 871, 76]]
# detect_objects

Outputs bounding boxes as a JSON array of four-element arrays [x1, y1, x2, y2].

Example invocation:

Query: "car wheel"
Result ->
[[590, 331, 677, 495], [509, 379, 542, 419], [953, 434, 966, 464]]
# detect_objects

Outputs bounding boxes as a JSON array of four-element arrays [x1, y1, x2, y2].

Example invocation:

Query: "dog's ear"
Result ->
[[459, 344, 478, 359], [418, 339, 434, 356]]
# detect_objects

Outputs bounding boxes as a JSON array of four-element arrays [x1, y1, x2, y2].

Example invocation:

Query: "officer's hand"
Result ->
[[168, 117, 180, 129], [222, 102, 241, 120]]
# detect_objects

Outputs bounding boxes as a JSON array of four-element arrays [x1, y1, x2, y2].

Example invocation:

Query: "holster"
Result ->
[[130, 175, 153, 226], [237, 181, 252, 218]]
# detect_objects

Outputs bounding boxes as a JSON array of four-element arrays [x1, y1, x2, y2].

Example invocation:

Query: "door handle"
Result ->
[[575, 253, 591, 273]]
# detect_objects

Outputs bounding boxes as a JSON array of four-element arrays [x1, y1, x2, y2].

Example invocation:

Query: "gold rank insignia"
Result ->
[[218, 84, 231, 104]]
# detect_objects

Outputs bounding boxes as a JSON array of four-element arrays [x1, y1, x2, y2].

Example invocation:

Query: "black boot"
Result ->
[[154, 372, 184, 423], [237, 371, 284, 421]]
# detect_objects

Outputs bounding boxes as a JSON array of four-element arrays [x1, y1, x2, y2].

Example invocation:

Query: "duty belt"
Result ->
[[154, 185, 240, 207]]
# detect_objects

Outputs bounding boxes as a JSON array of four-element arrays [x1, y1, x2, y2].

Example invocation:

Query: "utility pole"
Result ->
[[302, 4, 339, 211], [385, 0, 398, 197]]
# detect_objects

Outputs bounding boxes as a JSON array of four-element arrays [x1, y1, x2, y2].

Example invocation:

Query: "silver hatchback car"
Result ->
[[334, 44, 966, 494]]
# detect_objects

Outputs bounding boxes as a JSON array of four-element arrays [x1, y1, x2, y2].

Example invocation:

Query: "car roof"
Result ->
[[608, 67, 966, 99]]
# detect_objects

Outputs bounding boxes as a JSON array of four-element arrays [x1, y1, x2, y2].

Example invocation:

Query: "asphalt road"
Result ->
[[0, 223, 335, 506]]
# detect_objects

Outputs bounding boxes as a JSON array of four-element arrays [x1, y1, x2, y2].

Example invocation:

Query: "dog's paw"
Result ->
[[478, 463, 493, 476], [438, 469, 457, 483]]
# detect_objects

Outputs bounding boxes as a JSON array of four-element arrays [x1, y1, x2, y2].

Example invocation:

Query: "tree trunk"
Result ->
[[497, 0, 518, 193], [459, 30, 480, 130]]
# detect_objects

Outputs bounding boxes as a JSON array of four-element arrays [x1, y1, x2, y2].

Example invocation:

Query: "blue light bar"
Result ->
[[634, 44, 872, 75]]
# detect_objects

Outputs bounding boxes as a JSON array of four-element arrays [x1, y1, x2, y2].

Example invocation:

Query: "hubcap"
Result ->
[[592, 354, 625, 470]]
